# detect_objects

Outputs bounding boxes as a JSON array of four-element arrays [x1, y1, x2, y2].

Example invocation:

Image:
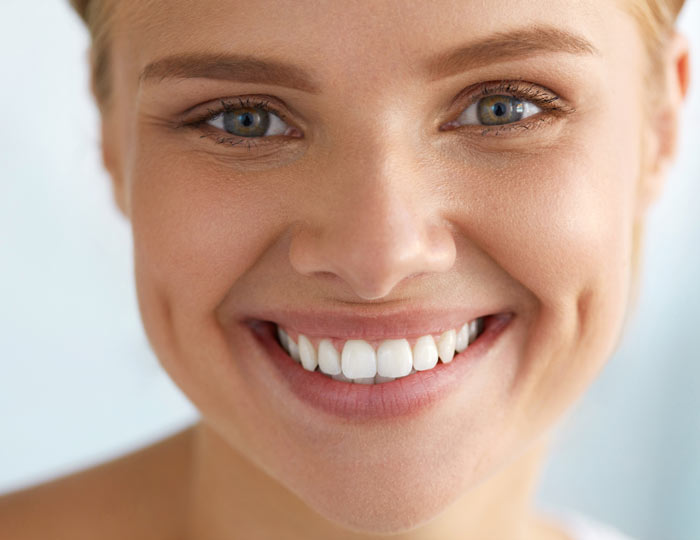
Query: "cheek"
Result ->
[[130, 149, 285, 314], [480, 146, 636, 312], [127, 140, 291, 400], [445, 122, 642, 417]]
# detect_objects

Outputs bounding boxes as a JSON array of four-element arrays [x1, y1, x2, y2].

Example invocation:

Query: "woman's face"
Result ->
[[104, 0, 658, 532]]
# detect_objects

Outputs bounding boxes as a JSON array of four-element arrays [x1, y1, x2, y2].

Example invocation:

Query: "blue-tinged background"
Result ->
[[1, 2, 698, 539]]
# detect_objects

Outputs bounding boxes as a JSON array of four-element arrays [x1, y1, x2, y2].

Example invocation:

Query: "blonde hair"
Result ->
[[70, 0, 114, 108], [627, 0, 687, 59]]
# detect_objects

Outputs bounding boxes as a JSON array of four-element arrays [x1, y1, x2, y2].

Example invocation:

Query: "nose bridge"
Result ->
[[332, 152, 421, 266], [288, 133, 456, 300]]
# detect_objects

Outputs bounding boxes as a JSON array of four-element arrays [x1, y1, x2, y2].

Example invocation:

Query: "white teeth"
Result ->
[[468, 319, 481, 344], [287, 337, 300, 362], [277, 326, 290, 350], [437, 329, 456, 363], [341, 340, 377, 379], [318, 339, 342, 375], [413, 335, 438, 371], [455, 323, 469, 353], [376, 339, 413, 378], [298, 334, 317, 372], [276, 317, 486, 384]]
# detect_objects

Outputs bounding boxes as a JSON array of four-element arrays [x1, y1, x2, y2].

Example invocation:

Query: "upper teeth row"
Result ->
[[276, 319, 484, 383]]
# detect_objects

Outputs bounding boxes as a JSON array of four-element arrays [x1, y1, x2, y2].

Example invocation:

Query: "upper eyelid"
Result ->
[[184, 80, 564, 118], [452, 81, 571, 112], [179, 95, 294, 130]]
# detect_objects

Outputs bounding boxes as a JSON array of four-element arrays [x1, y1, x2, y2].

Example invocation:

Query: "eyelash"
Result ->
[[180, 80, 574, 150], [181, 96, 291, 151], [449, 80, 576, 136]]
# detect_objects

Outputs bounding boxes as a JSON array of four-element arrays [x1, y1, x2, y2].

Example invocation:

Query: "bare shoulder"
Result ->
[[0, 424, 196, 540]]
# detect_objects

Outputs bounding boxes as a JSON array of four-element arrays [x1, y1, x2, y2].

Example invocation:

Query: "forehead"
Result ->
[[115, 0, 637, 92]]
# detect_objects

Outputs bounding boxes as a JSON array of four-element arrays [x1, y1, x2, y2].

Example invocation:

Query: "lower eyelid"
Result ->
[[472, 114, 558, 137], [192, 126, 305, 153]]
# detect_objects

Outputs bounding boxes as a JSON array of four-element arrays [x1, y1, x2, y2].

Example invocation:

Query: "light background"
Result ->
[[0, 2, 698, 539]]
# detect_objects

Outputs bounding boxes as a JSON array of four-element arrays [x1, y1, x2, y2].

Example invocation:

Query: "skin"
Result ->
[[0, 1, 690, 539]]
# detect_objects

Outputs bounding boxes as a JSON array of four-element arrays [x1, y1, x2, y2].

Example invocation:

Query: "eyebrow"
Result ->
[[139, 52, 323, 94], [139, 25, 599, 91], [424, 26, 599, 80]]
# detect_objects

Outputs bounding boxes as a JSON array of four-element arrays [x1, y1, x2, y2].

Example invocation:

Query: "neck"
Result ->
[[184, 420, 560, 540]]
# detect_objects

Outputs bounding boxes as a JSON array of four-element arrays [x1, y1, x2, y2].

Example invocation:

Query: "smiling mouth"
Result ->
[[274, 317, 487, 384], [243, 311, 513, 419]]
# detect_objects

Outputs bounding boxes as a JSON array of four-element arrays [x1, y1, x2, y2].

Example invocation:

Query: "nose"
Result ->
[[288, 143, 456, 300]]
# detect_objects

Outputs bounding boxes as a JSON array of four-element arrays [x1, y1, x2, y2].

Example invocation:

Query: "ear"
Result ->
[[638, 31, 691, 212]]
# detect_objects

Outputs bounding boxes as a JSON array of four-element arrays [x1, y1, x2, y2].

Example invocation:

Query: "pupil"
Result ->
[[493, 102, 507, 117], [222, 107, 270, 136]]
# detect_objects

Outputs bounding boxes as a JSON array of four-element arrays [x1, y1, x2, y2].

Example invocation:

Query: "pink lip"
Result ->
[[243, 313, 514, 421], [243, 305, 508, 340]]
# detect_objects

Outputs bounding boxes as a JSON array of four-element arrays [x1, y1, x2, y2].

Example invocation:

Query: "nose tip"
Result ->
[[288, 194, 456, 301]]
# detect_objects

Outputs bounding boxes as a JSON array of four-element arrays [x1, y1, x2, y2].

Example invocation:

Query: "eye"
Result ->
[[456, 95, 543, 126], [207, 105, 291, 138]]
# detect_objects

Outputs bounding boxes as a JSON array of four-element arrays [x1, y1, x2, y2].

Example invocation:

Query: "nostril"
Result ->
[[287, 208, 456, 302]]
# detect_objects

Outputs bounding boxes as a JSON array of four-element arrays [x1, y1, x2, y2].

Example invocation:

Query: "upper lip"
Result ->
[[242, 305, 511, 340]]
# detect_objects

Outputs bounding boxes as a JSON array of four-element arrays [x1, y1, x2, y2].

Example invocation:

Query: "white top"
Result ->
[[545, 509, 636, 540]]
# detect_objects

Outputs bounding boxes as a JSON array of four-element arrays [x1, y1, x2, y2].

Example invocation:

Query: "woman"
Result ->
[[0, 0, 691, 538]]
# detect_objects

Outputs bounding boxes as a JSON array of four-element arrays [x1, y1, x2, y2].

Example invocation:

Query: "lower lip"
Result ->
[[245, 314, 513, 421]]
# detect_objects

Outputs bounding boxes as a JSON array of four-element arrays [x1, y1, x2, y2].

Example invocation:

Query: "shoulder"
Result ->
[[544, 508, 638, 540], [0, 425, 195, 540]]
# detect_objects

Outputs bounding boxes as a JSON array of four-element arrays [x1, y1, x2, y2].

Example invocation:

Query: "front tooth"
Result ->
[[455, 323, 469, 352], [374, 374, 396, 383], [413, 335, 438, 371], [354, 377, 375, 384], [288, 337, 300, 362], [376, 339, 413, 378], [318, 339, 341, 375], [437, 329, 456, 363], [341, 340, 377, 379], [298, 334, 317, 372], [331, 372, 352, 382]]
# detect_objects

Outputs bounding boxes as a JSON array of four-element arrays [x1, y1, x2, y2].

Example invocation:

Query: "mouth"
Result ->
[[243, 310, 514, 421], [275, 317, 487, 383]]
